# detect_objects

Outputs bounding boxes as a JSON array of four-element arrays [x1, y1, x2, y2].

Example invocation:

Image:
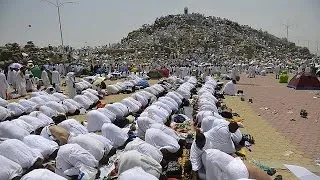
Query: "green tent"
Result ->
[[279, 72, 289, 83]]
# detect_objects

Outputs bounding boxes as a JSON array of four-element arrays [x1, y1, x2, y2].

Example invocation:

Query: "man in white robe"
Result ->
[[66, 72, 76, 98], [145, 128, 180, 154], [204, 122, 240, 154], [58, 119, 88, 136], [275, 65, 281, 79], [124, 137, 163, 164], [101, 123, 128, 148], [118, 150, 162, 179], [55, 144, 98, 177], [23, 135, 59, 158], [0, 72, 9, 99], [97, 108, 117, 122], [7, 68, 16, 89], [0, 155, 23, 180], [74, 95, 94, 110], [51, 68, 61, 92], [0, 139, 44, 169], [222, 80, 237, 96], [68, 134, 111, 164], [6, 102, 26, 117], [16, 69, 27, 97], [136, 116, 157, 138], [41, 68, 50, 89], [21, 169, 67, 180], [118, 167, 158, 180], [0, 106, 13, 122], [201, 149, 249, 180], [0, 121, 30, 140], [87, 110, 111, 132]]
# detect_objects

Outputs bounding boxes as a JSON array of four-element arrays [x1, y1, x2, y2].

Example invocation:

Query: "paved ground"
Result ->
[[235, 74, 320, 162], [226, 96, 319, 179]]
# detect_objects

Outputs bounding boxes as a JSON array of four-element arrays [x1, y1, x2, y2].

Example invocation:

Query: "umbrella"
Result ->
[[9, 63, 23, 69], [93, 77, 106, 86]]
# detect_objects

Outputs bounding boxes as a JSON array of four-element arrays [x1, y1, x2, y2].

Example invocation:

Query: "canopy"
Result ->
[[287, 72, 320, 90]]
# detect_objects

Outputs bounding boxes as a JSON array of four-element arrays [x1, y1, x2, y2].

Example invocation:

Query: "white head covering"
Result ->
[[101, 123, 128, 148], [0, 155, 23, 180], [118, 167, 158, 180], [118, 150, 162, 179], [87, 110, 111, 132], [0, 139, 43, 169], [21, 169, 67, 180]]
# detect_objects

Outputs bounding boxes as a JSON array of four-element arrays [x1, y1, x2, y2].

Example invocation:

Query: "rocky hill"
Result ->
[[110, 13, 313, 65]]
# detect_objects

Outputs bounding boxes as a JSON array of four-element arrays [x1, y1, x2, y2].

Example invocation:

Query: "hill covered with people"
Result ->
[[110, 13, 314, 65]]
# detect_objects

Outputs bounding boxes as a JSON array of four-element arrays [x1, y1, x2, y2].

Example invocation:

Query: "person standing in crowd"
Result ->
[[41, 67, 51, 89], [66, 72, 76, 98], [275, 65, 281, 79], [51, 68, 61, 92], [7, 67, 17, 91], [16, 67, 27, 97], [0, 71, 9, 99]]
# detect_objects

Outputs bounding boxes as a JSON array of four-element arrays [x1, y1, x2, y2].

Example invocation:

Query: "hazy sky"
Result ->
[[0, 0, 319, 53]]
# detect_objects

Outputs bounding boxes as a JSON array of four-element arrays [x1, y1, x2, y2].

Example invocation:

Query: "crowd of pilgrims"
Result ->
[[0, 64, 273, 180]]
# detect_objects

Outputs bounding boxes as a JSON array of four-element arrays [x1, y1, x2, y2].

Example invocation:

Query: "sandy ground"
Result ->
[[224, 73, 320, 178]]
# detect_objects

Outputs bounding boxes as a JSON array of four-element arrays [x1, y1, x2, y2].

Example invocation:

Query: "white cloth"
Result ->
[[19, 115, 48, 130], [0, 97, 9, 107], [51, 70, 61, 92], [74, 95, 93, 110], [0, 121, 30, 140], [136, 116, 157, 138], [118, 167, 158, 180], [0, 139, 43, 169], [86, 133, 113, 154], [23, 135, 59, 158], [87, 110, 111, 132], [6, 102, 26, 117], [150, 123, 179, 140], [16, 71, 27, 96], [0, 72, 9, 99], [202, 149, 249, 180], [0, 106, 12, 121], [45, 101, 67, 115], [125, 138, 163, 163], [11, 119, 35, 133], [101, 123, 128, 148], [7, 70, 16, 86], [97, 108, 117, 122], [0, 155, 23, 180], [52, 93, 68, 101], [21, 169, 67, 180], [56, 144, 98, 176], [68, 134, 105, 161], [196, 111, 214, 124], [19, 99, 38, 113], [82, 91, 99, 103], [222, 81, 236, 96], [201, 116, 228, 132], [29, 111, 54, 125], [41, 70, 50, 88], [63, 98, 82, 109], [190, 142, 204, 171], [145, 128, 180, 153], [58, 119, 88, 136], [39, 106, 58, 118], [118, 150, 162, 179], [66, 72, 76, 98], [204, 124, 236, 154]]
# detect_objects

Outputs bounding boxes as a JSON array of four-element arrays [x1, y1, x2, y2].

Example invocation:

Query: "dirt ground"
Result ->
[[224, 73, 320, 179]]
